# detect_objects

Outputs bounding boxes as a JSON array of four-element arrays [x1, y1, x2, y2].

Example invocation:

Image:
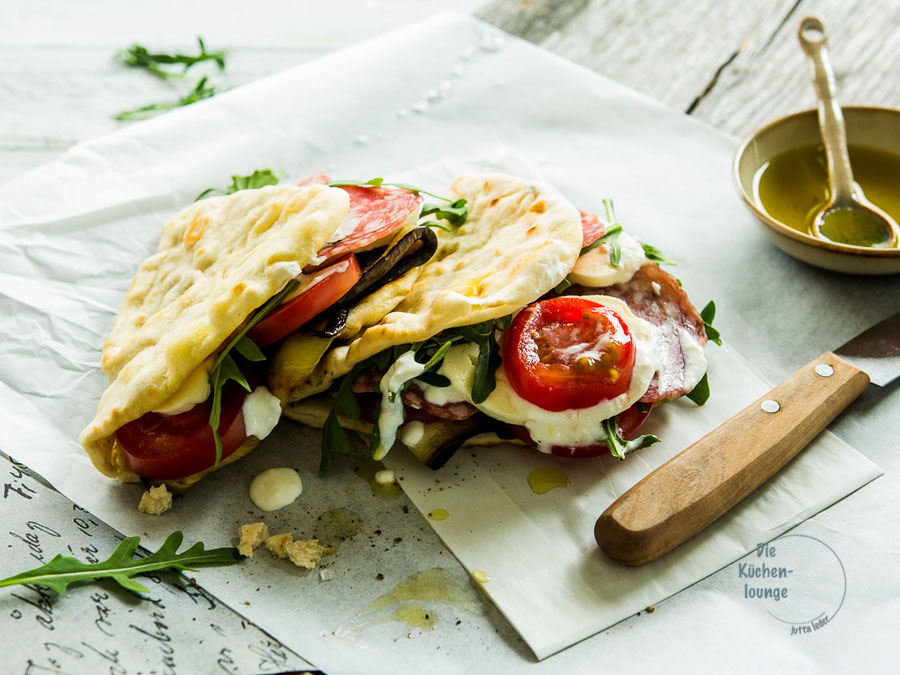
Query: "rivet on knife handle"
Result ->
[[594, 352, 870, 566]]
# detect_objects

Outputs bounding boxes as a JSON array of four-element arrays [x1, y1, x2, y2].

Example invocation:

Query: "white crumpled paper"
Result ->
[[0, 12, 883, 671]]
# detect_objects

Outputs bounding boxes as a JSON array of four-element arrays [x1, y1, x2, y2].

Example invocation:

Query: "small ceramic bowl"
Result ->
[[733, 106, 900, 275]]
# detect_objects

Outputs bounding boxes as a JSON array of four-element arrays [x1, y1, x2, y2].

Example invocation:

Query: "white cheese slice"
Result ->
[[568, 232, 646, 287], [153, 356, 214, 415]]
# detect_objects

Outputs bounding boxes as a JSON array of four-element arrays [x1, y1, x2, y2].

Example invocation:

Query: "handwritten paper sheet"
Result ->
[[0, 13, 888, 674], [0, 452, 314, 674]]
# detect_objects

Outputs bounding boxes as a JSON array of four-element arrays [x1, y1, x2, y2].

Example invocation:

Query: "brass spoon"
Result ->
[[798, 16, 899, 248]]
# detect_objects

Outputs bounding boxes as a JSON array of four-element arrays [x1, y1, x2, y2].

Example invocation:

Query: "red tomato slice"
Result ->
[[502, 297, 636, 412], [248, 254, 361, 347], [580, 210, 607, 249], [297, 174, 423, 266], [510, 403, 652, 458], [116, 380, 248, 480]]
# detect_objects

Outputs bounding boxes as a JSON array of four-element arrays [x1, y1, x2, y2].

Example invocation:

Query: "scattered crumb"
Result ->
[[284, 539, 335, 569], [319, 568, 336, 582], [647, 605, 656, 614], [237, 522, 269, 557], [374, 469, 395, 486], [265, 533, 294, 559], [376, 573, 384, 581], [138, 485, 172, 516]]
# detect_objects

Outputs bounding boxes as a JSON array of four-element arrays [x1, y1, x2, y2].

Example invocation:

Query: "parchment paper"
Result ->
[[0, 13, 884, 672]]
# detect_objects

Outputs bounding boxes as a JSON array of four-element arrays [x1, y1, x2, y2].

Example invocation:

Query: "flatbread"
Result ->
[[81, 184, 349, 476], [290, 173, 583, 400]]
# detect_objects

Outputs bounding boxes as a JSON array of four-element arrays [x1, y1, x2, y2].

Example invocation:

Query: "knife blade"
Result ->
[[594, 310, 899, 566]]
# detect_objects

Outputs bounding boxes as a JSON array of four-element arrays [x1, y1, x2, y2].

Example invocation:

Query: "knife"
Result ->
[[594, 311, 899, 566]]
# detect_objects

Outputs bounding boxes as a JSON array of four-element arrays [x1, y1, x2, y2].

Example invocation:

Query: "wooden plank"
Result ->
[[691, 0, 900, 137], [477, 0, 797, 112]]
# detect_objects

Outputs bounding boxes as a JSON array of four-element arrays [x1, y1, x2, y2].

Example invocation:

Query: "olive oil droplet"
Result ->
[[527, 467, 570, 494], [428, 508, 449, 521]]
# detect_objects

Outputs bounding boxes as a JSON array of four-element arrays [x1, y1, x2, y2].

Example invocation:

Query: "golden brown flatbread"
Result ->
[[81, 184, 349, 477]]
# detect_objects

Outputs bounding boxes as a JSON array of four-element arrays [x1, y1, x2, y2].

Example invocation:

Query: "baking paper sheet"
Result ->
[[0, 13, 883, 672]]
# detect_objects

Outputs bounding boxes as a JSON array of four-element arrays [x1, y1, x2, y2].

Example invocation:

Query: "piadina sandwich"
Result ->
[[81, 171, 713, 492], [80, 176, 441, 489], [277, 174, 713, 471]]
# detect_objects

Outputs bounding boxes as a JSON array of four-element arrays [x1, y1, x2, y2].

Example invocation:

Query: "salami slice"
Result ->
[[579, 210, 607, 249], [571, 262, 707, 401], [298, 174, 423, 264]]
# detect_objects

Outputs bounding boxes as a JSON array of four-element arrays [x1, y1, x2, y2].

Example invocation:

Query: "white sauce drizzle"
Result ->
[[241, 387, 282, 440], [375, 351, 426, 459], [249, 468, 302, 512], [679, 328, 709, 392]]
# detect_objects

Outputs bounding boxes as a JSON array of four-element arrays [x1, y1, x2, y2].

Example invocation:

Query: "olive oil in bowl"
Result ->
[[755, 144, 900, 247]]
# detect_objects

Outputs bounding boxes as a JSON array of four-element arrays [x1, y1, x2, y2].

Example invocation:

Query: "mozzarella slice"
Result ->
[[153, 356, 214, 415], [568, 232, 646, 287], [439, 295, 658, 452]]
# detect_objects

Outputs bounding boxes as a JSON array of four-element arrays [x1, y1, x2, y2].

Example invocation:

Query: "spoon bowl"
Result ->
[[798, 16, 900, 249]]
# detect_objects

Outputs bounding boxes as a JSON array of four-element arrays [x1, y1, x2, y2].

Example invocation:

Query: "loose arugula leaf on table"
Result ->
[[115, 76, 219, 121], [0, 532, 239, 595], [196, 169, 283, 201], [207, 279, 300, 465], [116, 37, 227, 79], [602, 418, 660, 461]]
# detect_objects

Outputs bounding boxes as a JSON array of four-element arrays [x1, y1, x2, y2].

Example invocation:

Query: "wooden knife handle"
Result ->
[[594, 352, 870, 566]]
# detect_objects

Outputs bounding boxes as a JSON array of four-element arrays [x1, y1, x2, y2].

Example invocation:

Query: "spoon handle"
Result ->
[[798, 17, 855, 205]]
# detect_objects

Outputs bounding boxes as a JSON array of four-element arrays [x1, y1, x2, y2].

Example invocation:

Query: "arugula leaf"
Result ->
[[320, 361, 371, 474], [196, 169, 283, 201], [700, 300, 722, 346], [207, 279, 300, 464], [116, 37, 227, 80], [554, 278, 572, 294], [328, 178, 455, 203], [602, 417, 661, 461], [641, 242, 676, 265], [417, 372, 451, 387], [420, 199, 470, 227], [114, 76, 219, 121], [686, 373, 710, 406], [0, 532, 239, 595]]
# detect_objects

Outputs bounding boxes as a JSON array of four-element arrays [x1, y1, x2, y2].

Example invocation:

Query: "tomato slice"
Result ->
[[510, 403, 652, 458], [502, 297, 636, 411], [116, 380, 249, 480], [248, 254, 361, 347]]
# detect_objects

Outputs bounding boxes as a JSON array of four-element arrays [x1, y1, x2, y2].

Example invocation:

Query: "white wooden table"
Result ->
[[3, 1, 898, 672]]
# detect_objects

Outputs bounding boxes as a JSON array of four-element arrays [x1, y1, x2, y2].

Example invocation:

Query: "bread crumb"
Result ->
[[237, 522, 270, 557], [646, 605, 656, 614], [284, 539, 335, 569], [138, 485, 172, 516], [265, 533, 294, 559]]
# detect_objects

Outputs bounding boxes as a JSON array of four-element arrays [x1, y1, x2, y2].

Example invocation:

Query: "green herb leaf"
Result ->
[[641, 242, 676, 265], [116, 37, 227, 79], [328, 179, 458, 203], [602, 417, 660, 461], [700, 300, 722, 346], [417, 372, 451, 387], [207, 278, 300, 464], [686, 373, 710, 406], [554, 278, 572, 294], [114, 76, 219, 121], [0, 531, 239, 596], [196, 169, 283, 201], [234, 335, 265, 362], [472, 334, 502, 404], [420, 199, 470, 227]]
